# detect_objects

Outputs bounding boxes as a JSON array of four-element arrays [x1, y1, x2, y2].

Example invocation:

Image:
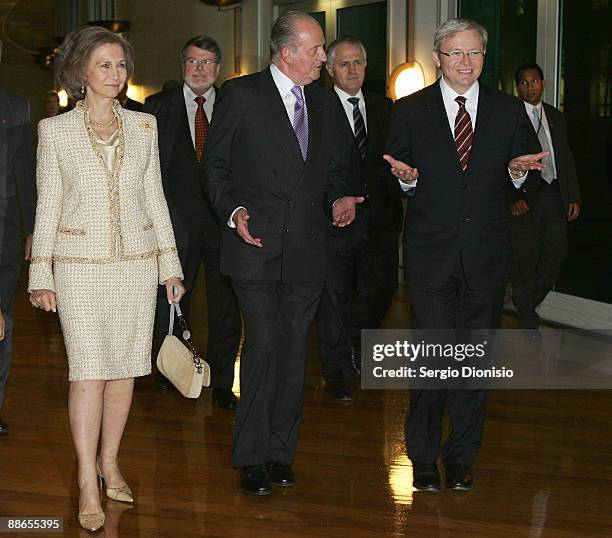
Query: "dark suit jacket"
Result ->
[[386, 80, 540, 291], [508, 102, 580, 210], [0, 90, 36, 257], [331, 90, 402, 241], [202, 67, 347, 283], [144, 86, 220, 256]]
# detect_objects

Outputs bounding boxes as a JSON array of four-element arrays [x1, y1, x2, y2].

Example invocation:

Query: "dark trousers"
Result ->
[[231, 279, 323, 467], [0, 198, 21, 410], [317, 230, 398, 380], [405, 257, 505, 466], [511, 181, 568, 328], [153, 236, 241, 389]]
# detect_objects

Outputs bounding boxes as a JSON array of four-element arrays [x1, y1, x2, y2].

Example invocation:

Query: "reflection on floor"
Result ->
[[2, 269, 612, 537]]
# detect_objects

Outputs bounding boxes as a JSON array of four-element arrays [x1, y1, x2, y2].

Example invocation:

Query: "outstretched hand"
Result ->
[[509, 151, 550, 173], [332, 196, 365, 227], [383, 154, 419, 183]]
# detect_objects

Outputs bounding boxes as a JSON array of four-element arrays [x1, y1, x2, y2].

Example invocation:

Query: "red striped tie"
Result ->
[[454, 96, 473, 172]]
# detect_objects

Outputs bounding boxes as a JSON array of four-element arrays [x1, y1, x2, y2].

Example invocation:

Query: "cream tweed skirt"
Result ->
[[54, 258, 158, 381]]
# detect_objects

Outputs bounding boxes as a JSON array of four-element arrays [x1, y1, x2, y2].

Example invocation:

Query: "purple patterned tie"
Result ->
[[291, 85, 308, 160]]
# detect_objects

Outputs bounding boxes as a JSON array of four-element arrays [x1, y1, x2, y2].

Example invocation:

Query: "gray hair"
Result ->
[[269, 11, 318, 61], [181, 35, 222, 63], [433, 18, 488, 52], [326, 36, 367, 66]]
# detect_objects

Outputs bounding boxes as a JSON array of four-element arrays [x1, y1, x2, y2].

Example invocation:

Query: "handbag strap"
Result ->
[[167, 296, 203, 373], [167, 301, 183, 336]]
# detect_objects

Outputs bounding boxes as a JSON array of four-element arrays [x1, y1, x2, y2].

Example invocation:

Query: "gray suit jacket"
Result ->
[[0, 90, 36, 257]]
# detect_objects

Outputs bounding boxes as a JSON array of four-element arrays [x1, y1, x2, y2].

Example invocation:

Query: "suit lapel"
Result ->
[[259, 68, 305, 174], [543, 103, 559, 151], [428, 81, 463, 175], [304, 83, 323, 168], [467, 83, 493, 173]]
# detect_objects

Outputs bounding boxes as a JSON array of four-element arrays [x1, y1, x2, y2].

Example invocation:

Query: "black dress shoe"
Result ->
[[325, 375, 352, 401], [0, 418, 8, 435], [412, 462, 440, 492], [265, 461, 296, 487], [444, 464, 474, 491], [240, 465, 272, 496], [155, 373, 170, 392], [213, 388, 238, 410]]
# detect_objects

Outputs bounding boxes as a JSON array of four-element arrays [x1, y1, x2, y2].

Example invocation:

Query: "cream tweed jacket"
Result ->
[[28, 101, 183, 292]]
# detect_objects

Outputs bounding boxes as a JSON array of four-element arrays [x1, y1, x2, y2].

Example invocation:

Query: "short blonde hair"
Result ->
[[56, 26, 134, 100]]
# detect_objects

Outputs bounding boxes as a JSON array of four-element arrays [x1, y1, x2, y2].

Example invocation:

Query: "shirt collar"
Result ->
[[270, 63, 303, 96], [334, 86, 364, 103], [183, 83, 215, 103], [523, 100, 543, 115], [440, 76, 479, 103]]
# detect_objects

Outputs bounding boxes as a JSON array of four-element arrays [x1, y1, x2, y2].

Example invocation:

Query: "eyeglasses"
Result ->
[[438, 50, 484, 59], [184, 58, 218, 67]]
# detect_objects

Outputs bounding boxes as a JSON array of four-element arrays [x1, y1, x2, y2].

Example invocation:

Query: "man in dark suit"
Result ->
[[384, 19, 546, 491], [144, 36, 241, 410], [317, 37, 402, 400], [0, 40, 37, 434], [202, 11, 362, 496], [510, 63, 581, 335]]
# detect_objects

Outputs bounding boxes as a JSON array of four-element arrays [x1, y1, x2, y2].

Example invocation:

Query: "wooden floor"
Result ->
[[2, 267, 612, 537]]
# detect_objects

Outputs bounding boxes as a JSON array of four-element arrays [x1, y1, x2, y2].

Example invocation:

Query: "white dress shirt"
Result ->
[[228, 64, 307, 227], [270, 63, 307, 124], [398, 77, 526, 192], [183, 83, 216, 148], [334, 86, 367, 135], [523, 100, 557, 179]]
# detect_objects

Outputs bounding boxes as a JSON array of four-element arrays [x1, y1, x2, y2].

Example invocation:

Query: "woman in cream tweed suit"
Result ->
[[28, 26, 185, 532]]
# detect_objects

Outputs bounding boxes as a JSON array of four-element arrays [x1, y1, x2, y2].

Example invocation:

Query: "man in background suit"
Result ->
[[0, 40, 37, 434], [510, 63, 581, 336], [144, 36, 241, 410], [384, 19, 546, 491], [203, 11, 362, 496], [317, 37, 402, 400]]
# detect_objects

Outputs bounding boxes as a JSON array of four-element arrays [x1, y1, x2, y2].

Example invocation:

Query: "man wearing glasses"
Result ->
[[145, 36, 241, 410], [384, 19, 547, 492]]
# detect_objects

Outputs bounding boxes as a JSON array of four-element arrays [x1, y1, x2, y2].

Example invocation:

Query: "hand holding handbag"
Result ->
[[156, 301, 210, 398]]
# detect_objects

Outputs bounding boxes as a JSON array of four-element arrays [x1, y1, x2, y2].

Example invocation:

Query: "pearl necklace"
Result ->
[[88, 115, 117, 128]]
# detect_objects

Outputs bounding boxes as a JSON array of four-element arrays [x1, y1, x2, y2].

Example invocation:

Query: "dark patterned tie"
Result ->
[[291, 85, 308, 161], [194, 95, 209, 162], [348, 96, 367, 160], [454, 96, 473, 172]]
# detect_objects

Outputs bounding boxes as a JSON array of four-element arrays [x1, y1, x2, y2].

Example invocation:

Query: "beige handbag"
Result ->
[[156, 301, 210, 398]]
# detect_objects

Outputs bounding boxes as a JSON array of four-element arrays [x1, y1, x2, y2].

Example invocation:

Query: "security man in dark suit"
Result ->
[[384, 19, 547, 492], [144, 36, 241, 410], [510, 63, 581, 335], [203, 11, 362, 496], [0, 40, 37, 434], [317, 37, 402, 400]]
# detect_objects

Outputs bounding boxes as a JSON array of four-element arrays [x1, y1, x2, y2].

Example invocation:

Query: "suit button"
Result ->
[[287, 200, 292, 205], [462, 183, 469, 189], [284, 227, 289, 233], [459, 217, 471, 222]]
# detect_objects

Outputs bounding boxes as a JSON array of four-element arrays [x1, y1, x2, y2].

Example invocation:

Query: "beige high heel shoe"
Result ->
[[96, 461, 134, 503], [77, 511, 105, 532], [77, 485, 105, 532]]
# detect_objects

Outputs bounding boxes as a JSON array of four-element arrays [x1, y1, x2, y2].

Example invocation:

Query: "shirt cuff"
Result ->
[[228, 206, 246, 228], [398, 178, 418, 192], [508, 167, 528, 188]]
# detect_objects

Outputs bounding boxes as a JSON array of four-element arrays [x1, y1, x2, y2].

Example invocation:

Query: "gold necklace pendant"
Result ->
[[88, 115, 117, 128]]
